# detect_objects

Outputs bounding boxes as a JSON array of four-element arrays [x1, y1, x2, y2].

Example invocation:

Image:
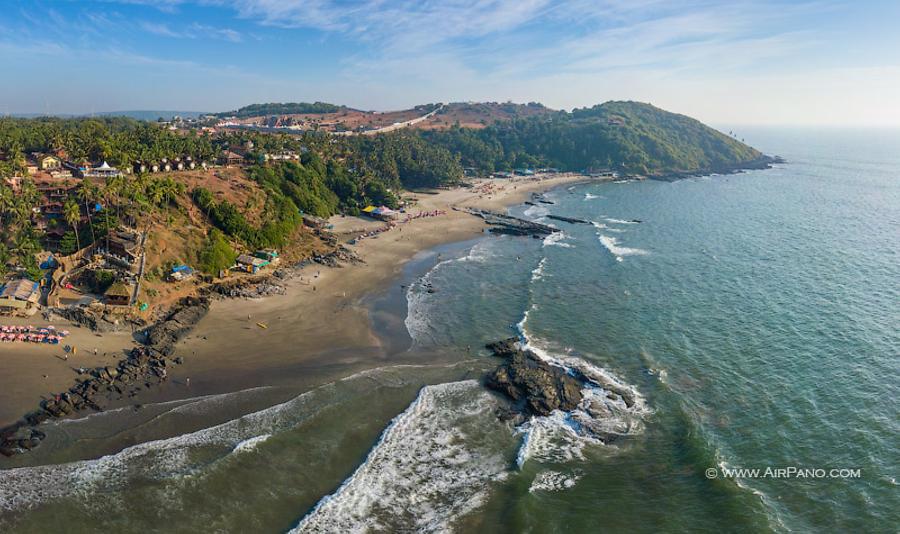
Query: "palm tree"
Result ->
[[76, 180, 99, 246], [0, 184, 12, 231], [63, 199, 81, 253]]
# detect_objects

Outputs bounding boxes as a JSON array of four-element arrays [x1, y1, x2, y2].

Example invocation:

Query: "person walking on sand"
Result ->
[[186, 377, 190, 387]]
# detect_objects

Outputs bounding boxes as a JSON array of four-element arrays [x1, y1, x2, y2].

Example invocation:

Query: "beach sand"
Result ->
[[0, 174, 593, 427]]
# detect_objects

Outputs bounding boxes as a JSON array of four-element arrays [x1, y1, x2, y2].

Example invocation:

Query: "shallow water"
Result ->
[[2, 127, 898, 532]]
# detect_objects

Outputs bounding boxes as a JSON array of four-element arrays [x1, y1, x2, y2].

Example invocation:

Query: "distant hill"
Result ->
[[420, 101, 771, 177], [216, 102, 345, 118]]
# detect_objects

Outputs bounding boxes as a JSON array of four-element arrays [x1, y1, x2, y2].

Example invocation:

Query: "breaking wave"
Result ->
[[513, 307, 649, 467], [596, 234, 649, 262], [542, 232, 574, 248], [292, 381, 512, 533], [531, 257, 548, 282], [584, 193, 600, 200], [523, 204, 549, 219], [405, 240, 495, 344], [529, 469, 584, 493]]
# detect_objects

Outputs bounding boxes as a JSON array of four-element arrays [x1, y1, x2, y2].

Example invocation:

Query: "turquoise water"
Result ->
[[1, 128, 897, 532]]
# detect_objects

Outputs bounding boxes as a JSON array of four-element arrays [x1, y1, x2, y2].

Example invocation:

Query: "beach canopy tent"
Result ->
[[362, 205, 398, 221]]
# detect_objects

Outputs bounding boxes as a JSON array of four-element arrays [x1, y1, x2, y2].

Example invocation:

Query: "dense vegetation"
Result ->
[[0, 116, 218, 172], [217, 102, 344, 118], [423, 101, 764, 175], [0, 101, 768, 279]]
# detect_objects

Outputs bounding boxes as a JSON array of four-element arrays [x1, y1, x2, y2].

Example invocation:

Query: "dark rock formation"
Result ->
[[546, 214, 590, 224], [142, 296, 210, 356], [463, 208, 558, 237], [484, 338, 583, 416]]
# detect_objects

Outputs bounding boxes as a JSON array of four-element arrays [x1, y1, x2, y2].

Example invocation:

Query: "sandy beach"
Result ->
[[0, 174, 593, 427]]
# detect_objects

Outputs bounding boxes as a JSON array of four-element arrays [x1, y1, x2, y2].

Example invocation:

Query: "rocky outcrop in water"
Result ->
[[462, 208, 558, 237], [484, 338, 583, 416], [546, 214, 590, 224]]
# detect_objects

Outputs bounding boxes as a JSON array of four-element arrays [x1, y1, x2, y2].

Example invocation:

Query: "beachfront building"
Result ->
[[235, 254, 269, 274], [104, 282, 132, 306], [83, 162, 123, 179], [253, 249, 279, 264], [0, 279, 41, 315], [302, 214, 327, 230]]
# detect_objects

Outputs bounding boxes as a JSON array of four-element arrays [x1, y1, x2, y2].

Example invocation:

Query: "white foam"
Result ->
[[597, 234, 648, 262], [528, 469, 583, 493], [513, 311, 649, 467], [0, 371, 393, 513], [542, 231, 574, 248], [604, 218, 638, 225], [404, 240, 494, 344], [584, 193, 601, 200], [293, 381, 511, 533], [232, 434, 271, 453], [531, 257, 548, 282], [523, 204, 549, 219]]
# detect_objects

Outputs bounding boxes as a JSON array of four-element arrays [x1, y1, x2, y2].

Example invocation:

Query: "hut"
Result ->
[[253, 249, 279, 263], [302, 214, 327, 229], [104, 282, 132, 306], [0, 278, 40, 305], [169, 264, 195, 282], [236, 254, 269, 274], [220, 150, 245, 167]]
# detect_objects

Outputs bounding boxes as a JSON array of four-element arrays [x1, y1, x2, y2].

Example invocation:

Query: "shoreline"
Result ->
[[0, 173, 596, 456]]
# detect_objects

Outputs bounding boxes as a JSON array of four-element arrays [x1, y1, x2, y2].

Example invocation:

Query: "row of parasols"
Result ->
[[0, 325, 70, 344]]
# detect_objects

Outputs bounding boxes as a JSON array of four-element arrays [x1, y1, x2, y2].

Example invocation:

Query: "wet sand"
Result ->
[[0, 174, 594, 428]]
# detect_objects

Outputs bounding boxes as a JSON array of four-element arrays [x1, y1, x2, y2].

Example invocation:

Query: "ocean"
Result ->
[[1, 127, 898, 532]]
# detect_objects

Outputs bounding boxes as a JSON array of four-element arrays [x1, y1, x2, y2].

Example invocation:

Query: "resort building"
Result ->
[[83, 161, 123, 179]]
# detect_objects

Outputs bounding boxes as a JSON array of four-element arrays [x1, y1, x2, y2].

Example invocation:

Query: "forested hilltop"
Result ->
[[422, 101, 768, 176]]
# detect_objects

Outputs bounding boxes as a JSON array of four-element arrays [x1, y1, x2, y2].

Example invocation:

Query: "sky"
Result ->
[[1, 0, 899, 125]]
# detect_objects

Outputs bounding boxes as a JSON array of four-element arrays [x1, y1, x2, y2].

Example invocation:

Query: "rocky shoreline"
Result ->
[[0, 246, 363, 457], [649, 155, 785, 181]]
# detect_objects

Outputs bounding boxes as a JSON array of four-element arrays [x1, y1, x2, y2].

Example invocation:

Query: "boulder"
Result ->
[[484, 340, 583, 416]]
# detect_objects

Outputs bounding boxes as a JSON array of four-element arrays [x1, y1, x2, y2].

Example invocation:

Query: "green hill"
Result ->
[[217, 102, 345, 118], [422, 101, 771, 177]]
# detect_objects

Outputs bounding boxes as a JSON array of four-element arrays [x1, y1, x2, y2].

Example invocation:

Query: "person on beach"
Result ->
[[186, 377, 190, 386]]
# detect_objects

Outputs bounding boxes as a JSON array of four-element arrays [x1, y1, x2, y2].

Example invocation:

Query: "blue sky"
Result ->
[[1, 0, 898, 125]]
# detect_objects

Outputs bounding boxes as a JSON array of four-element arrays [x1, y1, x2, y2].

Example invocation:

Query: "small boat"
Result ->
[[256, 322, 268, 329]]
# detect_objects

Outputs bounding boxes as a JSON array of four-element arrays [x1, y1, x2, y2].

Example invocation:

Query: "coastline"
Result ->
[[0, 173, 594, 448]]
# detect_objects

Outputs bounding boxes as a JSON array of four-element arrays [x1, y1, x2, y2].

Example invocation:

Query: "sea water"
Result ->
[[1, 127, 898, 532]]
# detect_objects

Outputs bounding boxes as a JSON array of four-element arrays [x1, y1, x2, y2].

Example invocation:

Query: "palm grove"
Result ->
[[0, 102, 764, 278]]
